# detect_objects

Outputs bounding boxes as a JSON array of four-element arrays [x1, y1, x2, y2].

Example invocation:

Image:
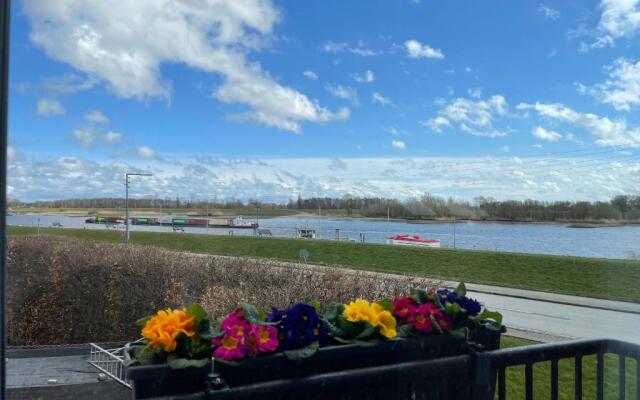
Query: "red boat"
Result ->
[[385, 234, 441, 248]]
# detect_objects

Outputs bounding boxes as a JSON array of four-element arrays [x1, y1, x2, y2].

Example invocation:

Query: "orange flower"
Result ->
[[141, 308, 196, 352]]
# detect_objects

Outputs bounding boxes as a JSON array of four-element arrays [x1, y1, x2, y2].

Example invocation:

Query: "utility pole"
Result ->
[[453, 215, 456, 249], [125, 172, 152, 245]]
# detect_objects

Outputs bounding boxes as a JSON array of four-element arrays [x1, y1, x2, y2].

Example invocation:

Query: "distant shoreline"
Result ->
[[8, 209, 640, 227]]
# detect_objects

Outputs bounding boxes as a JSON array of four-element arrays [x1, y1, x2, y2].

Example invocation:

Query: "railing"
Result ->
[[203, 338, 640, 400]]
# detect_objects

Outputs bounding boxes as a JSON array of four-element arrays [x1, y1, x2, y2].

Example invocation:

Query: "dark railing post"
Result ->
[[596, 352, 604, 400], [574, 356, 582, 400], [618, 355, 626, 400], [550, 359, 558, 400], [0, 0, 12, 395], [524, 363, 533, 400]]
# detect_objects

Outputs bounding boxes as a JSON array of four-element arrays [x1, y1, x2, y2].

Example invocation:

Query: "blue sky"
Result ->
[[6, 0, 640, 201]]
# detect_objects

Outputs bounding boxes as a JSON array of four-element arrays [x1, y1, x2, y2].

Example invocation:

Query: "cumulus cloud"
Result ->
[[36, 98, 64, 116], [424, 95, 509, 137], [42, 74, 99, 94], [325, 84, 359, 105], [303, 70, 318, 80], [84, 110, 109, 123], [137, 146, 157, 159], [23, 0, 347, 133], [103, 131, 123, 143], [72, 127, 95, 147], [595, 0, 640, 45], [372, 92, 395, 107], [538, 4, 560, 20], [532, 126, 563, 142], [518, 101, 640, 147], [404, 39, 444, 59], [579, 58, 640, 111], [352, 70, 375, 83], [322, 40, 378, 57], [391, 140, 406, 150]]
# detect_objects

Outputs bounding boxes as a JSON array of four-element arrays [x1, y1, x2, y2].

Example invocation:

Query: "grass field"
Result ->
[[8, 226, 640, 303], [501, 336, 637, 399]]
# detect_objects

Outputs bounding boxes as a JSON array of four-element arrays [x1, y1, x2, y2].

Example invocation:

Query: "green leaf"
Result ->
[[197, 317, 223, 340], [355, 321, 376, 339], [135, 315, 152, 330], [430, 314, 443, 334], [352, 338, 380, 347], [336, 314, 359, 338], [186, 303, 207, 324], [410, 288, 429, 303], [308, 300, 321, 312], [444, 302, 461, 315], [323, 303, 343, 322], [477, 308, 503, 325], [241, 303, 278, 326], [454, 282, 467, 298], [376, 299, 393, 312], [284, 341, 319, 360], [214, 358, 245, 366], [449, 327, 468, 340], [167, 354, 210, 369], [131, 345, 156, 365], [396, 324, 414, 338]]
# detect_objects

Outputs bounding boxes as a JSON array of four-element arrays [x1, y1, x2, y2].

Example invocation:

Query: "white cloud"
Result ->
[[391, 140, 406, 150], [532, 126, 563, 142], [325, 84, 359, 105], [502, 145, 510, 152], [42, 74, 98, 94], [595, 0, 640, 45], [468, 88, 482, 99], [372, 91, 395, 107], [84, 110, 109, 123], [36, 98, 64, 116], [72, 127, 95, 147], [137, 146, 156, 159], [533, 144, 544, 148], [322, 40, 378, 57], [7, 145, 16, 161], [23, 0, 347, 133], [404, 39, 444, 59], [103, 131, 123, 143], [353, 70, 375, 83], [538, 4, 560, 20], [425, 95, 509, 137], [580, 58, 640, 111], [388, 127, 399, 136], [518, 101, 640, 147], [422, 116, 451, 133], [303, 70, 318, 80]]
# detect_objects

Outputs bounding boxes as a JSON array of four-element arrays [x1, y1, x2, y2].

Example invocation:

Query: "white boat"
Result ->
[[386, 234, 441, 248]]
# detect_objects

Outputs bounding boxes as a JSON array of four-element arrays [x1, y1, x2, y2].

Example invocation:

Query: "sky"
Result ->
[[6, 0, 640, 202]]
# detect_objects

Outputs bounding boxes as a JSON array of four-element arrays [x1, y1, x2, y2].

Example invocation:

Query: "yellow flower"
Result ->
[[377, 310, 397, 339], [343, 299, 372, 323], [141, 308, 196, 352]]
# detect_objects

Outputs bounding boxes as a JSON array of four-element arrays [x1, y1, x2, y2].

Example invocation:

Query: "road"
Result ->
[[467, 290, 640, 344]]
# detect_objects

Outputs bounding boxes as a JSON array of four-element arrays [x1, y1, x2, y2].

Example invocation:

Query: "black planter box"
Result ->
[[126, 328, 502, 399]]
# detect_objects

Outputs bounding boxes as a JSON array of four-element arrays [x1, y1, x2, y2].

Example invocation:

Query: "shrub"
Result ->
[[6, 235, 437, 345]]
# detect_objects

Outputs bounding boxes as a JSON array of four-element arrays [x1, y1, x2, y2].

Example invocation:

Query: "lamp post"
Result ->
[[125, 172, 152, 245]]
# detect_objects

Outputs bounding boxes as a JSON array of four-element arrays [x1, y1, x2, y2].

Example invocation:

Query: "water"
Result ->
[[7, 214, 640, 260]]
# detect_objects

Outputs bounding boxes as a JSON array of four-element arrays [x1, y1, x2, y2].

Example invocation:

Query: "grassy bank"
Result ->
[[502, 337, 637, 398], [8, 226, 640, 303]]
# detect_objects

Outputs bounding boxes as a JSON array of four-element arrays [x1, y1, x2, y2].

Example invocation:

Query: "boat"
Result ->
[[85, 216, 125, 225], [129, 216, 258, 229], [385, 234, 441, 247], [296, 227, 317, 239]]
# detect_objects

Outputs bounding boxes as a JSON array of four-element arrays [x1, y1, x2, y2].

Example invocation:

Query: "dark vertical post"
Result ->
[[0, 0, 11, 395], [525, 363, 533, 400], [596, 352, 604, 400], [618, 355, 626, 400], [550, 359, 558, 400], [574, 356, 582, 400]]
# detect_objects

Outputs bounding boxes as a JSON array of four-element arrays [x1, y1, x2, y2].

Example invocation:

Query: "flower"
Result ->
[[435, 313, 453, 331], [377, 310, 397, 339], [457, 296, 482, 316], [436, 289, 458, 304], [267, 303, 325, 351], [221, 314, 251, 338], [392, 297, 418, 319], [141, 308, 196, 352], [409, 303, 443, 333], [251, 325, 279, 353], [213, 335, 246, 360]]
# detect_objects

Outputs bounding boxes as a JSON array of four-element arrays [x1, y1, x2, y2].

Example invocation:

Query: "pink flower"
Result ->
[[435, 313, 453, 331], [213, 335, 246, 360], [251, 325, 279, 353], [221, 314, 251, 338], [392, 297, 418, 319], [408, 303, 443, 333]]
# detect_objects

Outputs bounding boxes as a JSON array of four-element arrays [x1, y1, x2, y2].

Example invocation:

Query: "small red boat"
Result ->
[[386, 234, 441, 248]]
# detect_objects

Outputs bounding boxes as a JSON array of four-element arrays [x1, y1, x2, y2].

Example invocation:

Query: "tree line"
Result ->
[[8, 194, 640, 222]]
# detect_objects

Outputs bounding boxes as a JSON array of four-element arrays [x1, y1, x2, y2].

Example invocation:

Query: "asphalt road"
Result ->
[[469, 290, 640, 344]]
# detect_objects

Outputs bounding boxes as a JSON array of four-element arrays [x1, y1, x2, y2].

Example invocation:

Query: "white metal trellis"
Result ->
[[87, 343, 133, 389]]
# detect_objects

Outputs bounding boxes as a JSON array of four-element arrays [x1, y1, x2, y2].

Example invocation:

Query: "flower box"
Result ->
[[125, 327, 503, 399]]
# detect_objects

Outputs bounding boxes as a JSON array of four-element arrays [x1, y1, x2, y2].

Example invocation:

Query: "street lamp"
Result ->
[[125, 172, 152, 245]]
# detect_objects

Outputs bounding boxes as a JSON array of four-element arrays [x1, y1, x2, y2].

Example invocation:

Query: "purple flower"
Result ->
[[436, 289, 458, 304], [267, 303, 326, 351], [456, 297, 481, 316]]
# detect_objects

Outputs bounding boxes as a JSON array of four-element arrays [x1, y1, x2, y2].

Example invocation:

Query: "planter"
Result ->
[[125, 328, 502, 399]]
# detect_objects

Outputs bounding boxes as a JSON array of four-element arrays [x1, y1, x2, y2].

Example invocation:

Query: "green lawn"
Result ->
[[501, 337, 637, 399], [8, 226, 640, 303]]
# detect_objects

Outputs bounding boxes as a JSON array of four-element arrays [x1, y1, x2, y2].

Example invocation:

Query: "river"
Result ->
[[7, 214, 640, 260]]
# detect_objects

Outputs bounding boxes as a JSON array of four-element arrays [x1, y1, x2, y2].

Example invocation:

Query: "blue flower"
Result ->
[[267, 303, 326, 351], [456, 296, 481, 316], [436, 289, 458, 304]]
